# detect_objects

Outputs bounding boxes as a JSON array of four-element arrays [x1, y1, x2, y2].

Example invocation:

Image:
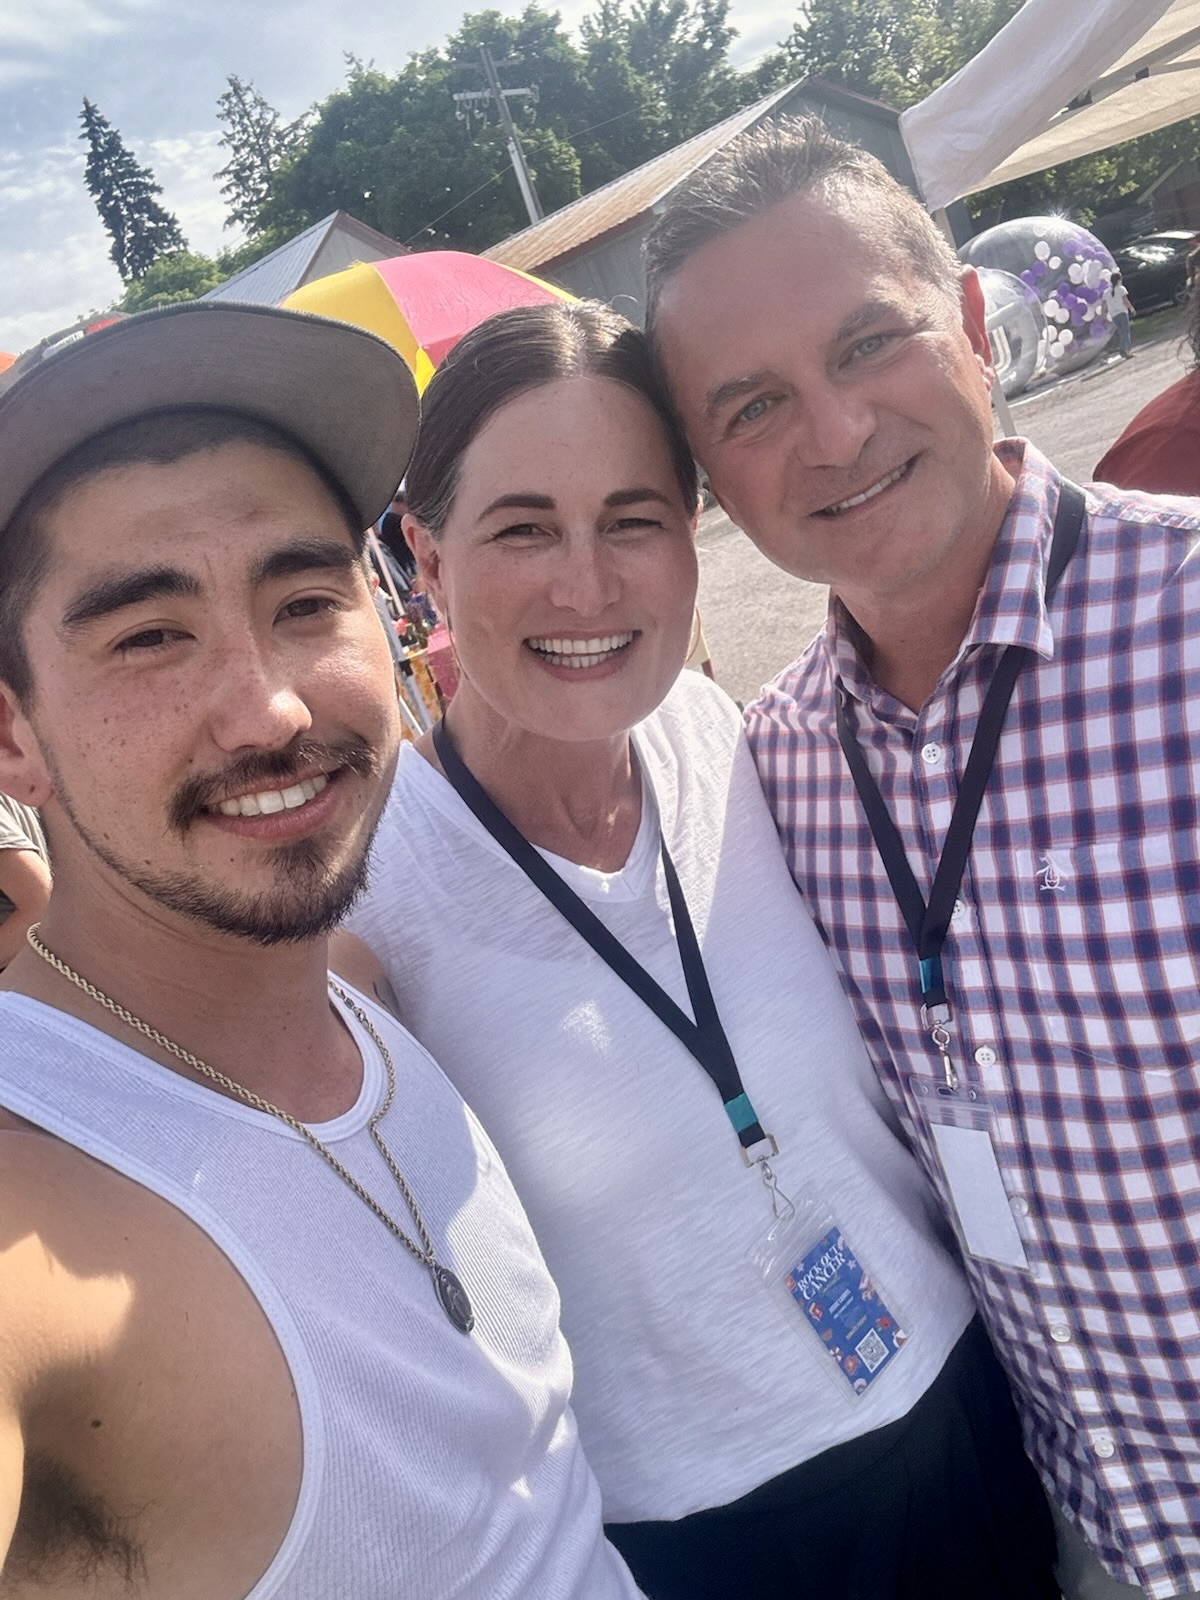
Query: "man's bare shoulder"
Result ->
[[329, 932, 404, 1022]]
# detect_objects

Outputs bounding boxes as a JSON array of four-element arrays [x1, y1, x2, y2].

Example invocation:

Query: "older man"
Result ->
[[0, 304, 641, 1598], [648, 116, 1200, 1600]]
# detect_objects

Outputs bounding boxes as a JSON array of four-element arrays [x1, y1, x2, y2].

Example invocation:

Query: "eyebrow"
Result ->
[[704, 370, 775, 422], [478, 492, 555, 520], [478, 487, 676, 519], [249, 537, 360, 586], [834, 298, 908, 343], [60, 538, 359, 634], [61, 566, 201, 633]]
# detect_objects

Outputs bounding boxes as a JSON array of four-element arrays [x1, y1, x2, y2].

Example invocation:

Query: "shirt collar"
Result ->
[[827, 438, 1067, 704]]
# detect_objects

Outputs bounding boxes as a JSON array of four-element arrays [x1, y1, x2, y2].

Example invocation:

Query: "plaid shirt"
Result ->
[[745, 441, 1200, 1598]]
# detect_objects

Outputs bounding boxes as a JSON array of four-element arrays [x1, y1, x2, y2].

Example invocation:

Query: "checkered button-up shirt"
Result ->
[[745, 441, 1200, 1598]]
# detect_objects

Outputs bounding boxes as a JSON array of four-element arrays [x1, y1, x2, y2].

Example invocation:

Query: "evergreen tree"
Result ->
[[215, 76, 305, 236], [79, 99, 187, 282]]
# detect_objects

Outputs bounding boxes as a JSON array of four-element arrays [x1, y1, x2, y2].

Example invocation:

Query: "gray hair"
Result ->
[[644, 114, 961, 331]]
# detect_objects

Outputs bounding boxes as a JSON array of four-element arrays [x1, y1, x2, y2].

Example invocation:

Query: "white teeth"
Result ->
[[526, 632, 635, 667], [824, 463, 909, 515], [215, 771, 329, 818]]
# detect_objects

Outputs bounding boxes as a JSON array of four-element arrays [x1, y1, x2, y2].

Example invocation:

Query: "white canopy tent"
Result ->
[[901, 0, 1200, 211]]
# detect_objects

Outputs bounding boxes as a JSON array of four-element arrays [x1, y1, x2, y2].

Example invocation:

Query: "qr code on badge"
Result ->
[[855, 1328, 890, 1373]]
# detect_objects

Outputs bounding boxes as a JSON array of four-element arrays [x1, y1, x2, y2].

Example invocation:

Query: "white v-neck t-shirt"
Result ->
[[349, 671, 973, 1523]]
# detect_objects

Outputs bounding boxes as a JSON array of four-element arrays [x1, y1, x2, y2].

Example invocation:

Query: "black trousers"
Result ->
[[605, 1318, 1058, 1600]]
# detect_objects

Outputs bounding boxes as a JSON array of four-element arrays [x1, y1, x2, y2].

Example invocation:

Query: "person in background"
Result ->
[[0, 791, 50, 970], [645, 111, 1200, 1600], [1093, 281, 1200, 493], [337, 298, 1058, 1600], [1103, 269, 1136, 359]]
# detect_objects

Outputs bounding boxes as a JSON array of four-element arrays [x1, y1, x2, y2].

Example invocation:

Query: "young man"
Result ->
[[647, 116, 1200, 1600], [0, 303, 642, 1599]]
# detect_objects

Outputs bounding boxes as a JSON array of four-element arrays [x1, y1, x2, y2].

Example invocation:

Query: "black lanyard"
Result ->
[[431, 718, 776, 1163], [836, 482, 1085, 1089]]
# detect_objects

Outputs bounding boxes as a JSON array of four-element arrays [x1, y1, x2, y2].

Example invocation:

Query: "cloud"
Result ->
[[0, 0, 789, 354]]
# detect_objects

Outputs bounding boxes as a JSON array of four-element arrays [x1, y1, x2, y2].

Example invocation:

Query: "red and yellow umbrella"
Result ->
[[283, 252, 573, 391]]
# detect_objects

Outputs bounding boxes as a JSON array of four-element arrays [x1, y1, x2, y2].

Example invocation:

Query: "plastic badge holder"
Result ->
[[910, 1077, 1029, 1270], [750, 1190, 908, 1399]]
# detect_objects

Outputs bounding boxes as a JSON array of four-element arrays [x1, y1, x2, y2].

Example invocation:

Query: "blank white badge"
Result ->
[[929, 1121, 1029, 1270]]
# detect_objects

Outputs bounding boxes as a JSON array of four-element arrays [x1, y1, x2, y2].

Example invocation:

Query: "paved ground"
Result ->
[[697, 308, 1193, 704]]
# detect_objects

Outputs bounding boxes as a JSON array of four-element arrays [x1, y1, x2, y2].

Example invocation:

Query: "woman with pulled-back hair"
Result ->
[[337, 300, 1058, 1599]]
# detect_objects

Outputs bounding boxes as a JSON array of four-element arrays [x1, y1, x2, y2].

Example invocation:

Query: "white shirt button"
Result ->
[[952, 898, 969, 924], [921, 742, 943, 766], [1091, 1432, 1116, 1459], [974, 1046, 998, 1067], [1010, 1195, 1030, 1217], [1049, 1323, 1072, 1344]]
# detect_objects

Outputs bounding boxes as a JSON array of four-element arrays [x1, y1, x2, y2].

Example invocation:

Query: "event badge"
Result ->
[[750, 1191, 908, 1397], [911, 1077, 1029, 1270]]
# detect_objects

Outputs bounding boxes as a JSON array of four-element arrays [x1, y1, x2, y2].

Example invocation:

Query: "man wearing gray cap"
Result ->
[[0, 304, 642, 1599]]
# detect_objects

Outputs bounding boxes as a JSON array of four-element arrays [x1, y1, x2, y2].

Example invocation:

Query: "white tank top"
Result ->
[[0, 989, 641, 1599]]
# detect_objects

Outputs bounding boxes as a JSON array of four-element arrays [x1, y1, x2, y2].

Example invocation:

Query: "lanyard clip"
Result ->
[[921, 999, 957, 1091], [751, 1148, 794, 1220], [740, 1130, 779, 1167]]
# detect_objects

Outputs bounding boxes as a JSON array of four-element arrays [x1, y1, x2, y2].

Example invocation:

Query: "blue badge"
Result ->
[[784, 1226, 907, 1394]]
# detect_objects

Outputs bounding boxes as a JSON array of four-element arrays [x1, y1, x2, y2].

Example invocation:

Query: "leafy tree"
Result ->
[[117, 251, 225, 312], [256, 1, 753, 252], [79, 98, 188, 282], [766, 0, 1022, 111], [970, 118, 1200, 231], [215, 75, 306, 236]]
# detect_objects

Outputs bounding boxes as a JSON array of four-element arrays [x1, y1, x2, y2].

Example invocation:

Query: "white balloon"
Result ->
[[1049, 256, 1062, 269], [1067, 263, 1084, 283], [1035, 241, 1051, 260], [1060, 329, 1074, 344]]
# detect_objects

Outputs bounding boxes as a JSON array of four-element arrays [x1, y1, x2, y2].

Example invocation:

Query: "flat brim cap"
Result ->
[[0, 300, 420, 533]]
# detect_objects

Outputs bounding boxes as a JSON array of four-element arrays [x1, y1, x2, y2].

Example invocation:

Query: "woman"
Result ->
[[338, 302, 1058, 1598]]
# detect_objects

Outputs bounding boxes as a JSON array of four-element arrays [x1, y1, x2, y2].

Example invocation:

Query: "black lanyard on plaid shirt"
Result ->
[[836, 482, 1085, 1089], [431, 716, 776, 1164]]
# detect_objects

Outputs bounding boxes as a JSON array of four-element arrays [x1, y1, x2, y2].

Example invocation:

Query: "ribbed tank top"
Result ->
[[0, 988, 640, 1599]]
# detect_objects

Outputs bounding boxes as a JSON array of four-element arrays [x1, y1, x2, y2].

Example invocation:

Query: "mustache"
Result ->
[[168, 736, 380, 833]]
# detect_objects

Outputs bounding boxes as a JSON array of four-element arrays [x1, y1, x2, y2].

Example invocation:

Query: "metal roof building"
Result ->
[[483, 79, 921, 323], [205, 212, 408, 306]]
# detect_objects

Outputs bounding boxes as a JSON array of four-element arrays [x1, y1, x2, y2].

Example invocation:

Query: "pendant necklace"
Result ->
[[25, 925, 476, 1335]]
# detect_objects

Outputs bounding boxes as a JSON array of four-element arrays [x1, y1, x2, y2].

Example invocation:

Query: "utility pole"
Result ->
[[453, 45, 544, 225]]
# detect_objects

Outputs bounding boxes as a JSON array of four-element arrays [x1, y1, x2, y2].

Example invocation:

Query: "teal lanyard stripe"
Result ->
[[725, 1092, 758, 1134]]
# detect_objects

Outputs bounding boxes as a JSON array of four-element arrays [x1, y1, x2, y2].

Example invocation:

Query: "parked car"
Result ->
[[1112, 231, 1196, 312]]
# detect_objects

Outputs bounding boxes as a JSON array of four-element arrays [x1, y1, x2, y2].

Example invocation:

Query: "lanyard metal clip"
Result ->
[[921, 999, 957, 1090], [752, 1149, 794, 1220], [740, 1130, 779, 1167]]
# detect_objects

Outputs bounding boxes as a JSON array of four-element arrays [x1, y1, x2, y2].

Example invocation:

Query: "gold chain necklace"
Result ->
[[25, 924, 475, 1335]]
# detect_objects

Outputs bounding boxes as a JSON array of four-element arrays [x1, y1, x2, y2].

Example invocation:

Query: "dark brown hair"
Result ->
[[405, 300, 700, 535], [644, 114, 961, 333], [0, 409, 361, 706]]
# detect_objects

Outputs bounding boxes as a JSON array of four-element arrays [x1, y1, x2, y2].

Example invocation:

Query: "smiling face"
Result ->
[[1, 439, 400, 944], [652, 190, 1015, 621], [407, 374, 699, 746]]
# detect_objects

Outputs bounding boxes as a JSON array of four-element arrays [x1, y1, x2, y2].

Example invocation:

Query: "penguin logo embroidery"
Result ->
[[1037, 854, 1069, 892]]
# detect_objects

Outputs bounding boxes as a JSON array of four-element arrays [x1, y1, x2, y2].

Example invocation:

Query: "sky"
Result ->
[[0, 0, 789, 355]]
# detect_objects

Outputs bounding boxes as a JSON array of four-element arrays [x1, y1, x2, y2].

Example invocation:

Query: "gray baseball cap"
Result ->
[[0, 300, 420, 532]]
